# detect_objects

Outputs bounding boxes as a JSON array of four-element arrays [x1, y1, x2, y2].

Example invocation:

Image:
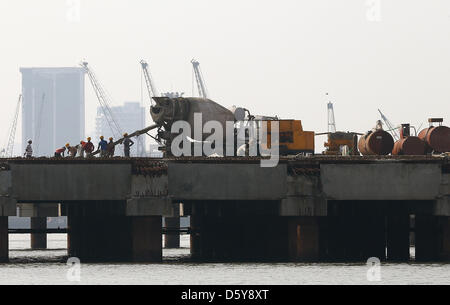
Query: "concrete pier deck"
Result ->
[[0, 155, 449, 262]]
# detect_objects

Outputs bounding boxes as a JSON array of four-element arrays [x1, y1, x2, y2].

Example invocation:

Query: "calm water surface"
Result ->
[[0, 234, 449, 285]]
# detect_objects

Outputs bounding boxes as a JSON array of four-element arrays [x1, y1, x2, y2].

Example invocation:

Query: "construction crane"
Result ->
[[140, 60, 160, 103], [191, 59, 209, 99], [1, 94, 22, 158], [326, 93, 336, 133], [378, 109, 400, 141], [81, 61, 123, 140]]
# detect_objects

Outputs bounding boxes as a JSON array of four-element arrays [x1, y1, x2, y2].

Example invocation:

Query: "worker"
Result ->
[[54, 144, 68, 158], [107, 137, 115, 157], [24, 140, 33, 158], [98, 136, 108, 157], [67, 144, 77, 157], [84, 137, 95, 157], [122, 133, 134, 157], [77, 140, 86, 158]]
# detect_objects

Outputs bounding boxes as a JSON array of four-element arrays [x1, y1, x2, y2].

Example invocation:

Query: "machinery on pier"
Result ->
[[317, 96, 359, 155], [392, 123, 425, 155], [191, 59, 209, 99], [358, 120, 394, 156], [418, 118, 450, 154]]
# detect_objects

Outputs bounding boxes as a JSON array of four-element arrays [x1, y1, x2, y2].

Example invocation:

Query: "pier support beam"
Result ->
[[326, 216, 385, 262], [0, 217, 7, 263], [68, 202, 162, 262], [415, 215, 439, 261], [438, 217, 450, 261], [132, 216, 162, 262], [191, 214, 288, 262], [30, 217, 47, 249], [386, 215, 410, 261], [288, 217, 322, 261], [164, 217, 180, 249]]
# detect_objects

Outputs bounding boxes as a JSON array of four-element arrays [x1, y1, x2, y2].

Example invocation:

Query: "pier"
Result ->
[[0, 156, 449, 263]]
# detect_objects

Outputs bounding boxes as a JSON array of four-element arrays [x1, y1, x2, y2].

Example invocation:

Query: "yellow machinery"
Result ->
[[263, 120, 315, 155], [319, 132, 359, 155]]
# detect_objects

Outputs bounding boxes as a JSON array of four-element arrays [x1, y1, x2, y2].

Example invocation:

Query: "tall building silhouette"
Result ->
[[20, 67, 85, 156], [95, 102, 146, 156]]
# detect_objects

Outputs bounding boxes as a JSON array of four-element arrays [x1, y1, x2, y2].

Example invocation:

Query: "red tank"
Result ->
[[418, 125, 450, 153], [392, 137, 426, 155], [358, 129, 394, 155]]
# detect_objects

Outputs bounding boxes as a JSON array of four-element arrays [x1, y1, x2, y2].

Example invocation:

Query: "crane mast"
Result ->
[[327, 94, 336, 133], [378, 109, 400, 141], [191, 59, 209, 99], [81, 61, 123, 140], [140, 60, 160, 102], [1, 94, 22, 157]]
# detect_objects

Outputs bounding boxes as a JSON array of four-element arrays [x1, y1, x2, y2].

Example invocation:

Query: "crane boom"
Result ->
[[1, 94, 22, 157], [81, 61, 123, 140], [191, 59, 209, 98], [378, 109, 399, 141], [140, 60, 159, 102]]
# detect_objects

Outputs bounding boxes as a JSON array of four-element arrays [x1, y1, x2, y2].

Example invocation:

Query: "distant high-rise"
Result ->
[[20, 67, 85, 156], [95, 102, 146, 156]]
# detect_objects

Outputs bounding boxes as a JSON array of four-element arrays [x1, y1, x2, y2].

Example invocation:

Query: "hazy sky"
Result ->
[[1, 0, 449, 152]]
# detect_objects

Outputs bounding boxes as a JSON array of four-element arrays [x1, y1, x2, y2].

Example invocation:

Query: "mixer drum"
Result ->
[[358, 129, 394, 155], [418, 126, 450, 153], [392, 137, 426, 155]]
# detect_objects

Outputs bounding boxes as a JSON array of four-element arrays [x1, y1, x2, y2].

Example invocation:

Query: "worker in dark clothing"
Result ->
[[107, 137, 115, 157], [24, 140, 33, 158], [54, 144, 68, 158], [84, 137, 95, 157], [122, 133, 134, 157], [98, 136, 108, 157]]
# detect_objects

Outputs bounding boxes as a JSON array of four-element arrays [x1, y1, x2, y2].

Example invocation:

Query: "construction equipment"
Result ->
[[81, 61, 123, 140], [318, 97, 359, 155], [378, 109, 400, 141], [191, 59, 209, 99], [1, 94, 22, 158], [263, 120, 315, 155], [418, 118, 450, 154], [392, 123, 425, 155], [317, 132, 360, 155], [358, 120, 394, 155], [140, 60, 160, 103]]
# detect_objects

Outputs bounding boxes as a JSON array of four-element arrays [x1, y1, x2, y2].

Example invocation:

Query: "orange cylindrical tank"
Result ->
[[418, 126, 450, 153], [358, 130, 394, 155], [392, 136, 426, 155]]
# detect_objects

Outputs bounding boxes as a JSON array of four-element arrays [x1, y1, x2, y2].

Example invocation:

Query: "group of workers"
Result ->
[[23, 133, 135, 158]]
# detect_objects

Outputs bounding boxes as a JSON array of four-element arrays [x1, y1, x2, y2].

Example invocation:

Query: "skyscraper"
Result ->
[[95, 102, 146, 156], [20, 67, 85, 156]]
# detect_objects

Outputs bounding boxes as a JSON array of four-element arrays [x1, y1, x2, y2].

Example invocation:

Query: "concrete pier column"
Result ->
[[326, 215, 386, 262], [68, 202, 162, 262], [415, 215, 439, 261], [164, 203, 180, 249], [288, 217, 322, 261], [30, 217, 47, 249], [0, 217, 8, 263], [386, 215, 410, 261], [437, 217, 450, 261], [131, 216, 162, 262]]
